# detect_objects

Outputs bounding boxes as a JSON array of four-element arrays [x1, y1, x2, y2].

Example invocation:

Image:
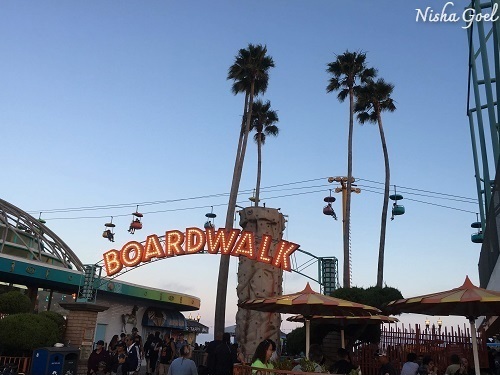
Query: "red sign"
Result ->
[[103, 227, 300, 276]]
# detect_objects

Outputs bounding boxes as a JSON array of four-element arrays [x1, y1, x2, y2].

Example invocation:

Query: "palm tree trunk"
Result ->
[[235, 92, 249, 168], [343, 87, 354, 288], [376, 111, 390, 288], [255, 135, 262, 207], [214, 83, 255, 338]]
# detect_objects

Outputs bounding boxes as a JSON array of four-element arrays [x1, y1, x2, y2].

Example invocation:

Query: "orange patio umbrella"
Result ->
[[238, 283, 381, 357], [384, 276, 500, 375], [287, 314, 398, 348]]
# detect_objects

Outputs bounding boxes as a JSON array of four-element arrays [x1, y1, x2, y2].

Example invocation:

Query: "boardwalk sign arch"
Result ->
[[103, 227, 300, 276]]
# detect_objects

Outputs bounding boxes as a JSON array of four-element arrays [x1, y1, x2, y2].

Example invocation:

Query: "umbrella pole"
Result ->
[[341, 329, 345, 348], [305, 319, 310, 358], [469, 318, 480, 375]]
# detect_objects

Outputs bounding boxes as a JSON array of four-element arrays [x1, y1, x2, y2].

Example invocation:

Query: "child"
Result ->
[[96, 361, 108, 375]]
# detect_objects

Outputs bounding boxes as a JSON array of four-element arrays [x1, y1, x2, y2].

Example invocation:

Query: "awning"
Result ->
[[142, 308, 187, 330], [186, 320, 209, 334]]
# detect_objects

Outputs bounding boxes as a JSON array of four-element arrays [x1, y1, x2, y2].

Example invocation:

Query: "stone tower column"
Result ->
[[235, 207, 286, 359], [60, 302, 109, 375]]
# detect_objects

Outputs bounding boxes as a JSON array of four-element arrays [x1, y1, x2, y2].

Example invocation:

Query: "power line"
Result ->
[[30, 176, 480, 220], [357, 178, 477, 202], [29, 177, 329, 214], [356, 183, 478, 205], [360, 187, 477, 214]]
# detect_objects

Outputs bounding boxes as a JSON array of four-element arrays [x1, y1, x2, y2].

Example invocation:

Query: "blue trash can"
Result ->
[[31, 347, 80, 375]]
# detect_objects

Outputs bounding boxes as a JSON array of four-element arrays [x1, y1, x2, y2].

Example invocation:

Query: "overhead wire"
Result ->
[[28, 177, 330, 214], [29, 176, 480, 220], [360, 187, 478, 214], [357, 178, 477, 202], [356, 184, 478, 205]]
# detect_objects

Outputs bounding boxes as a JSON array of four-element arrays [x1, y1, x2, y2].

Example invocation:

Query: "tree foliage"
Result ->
[[354, 78, 396, 288], [39, 311, 66, 341], [321, 286, 405, 345], [214, 43, 275, 337], [285, 325, 305, 355], [0, 291, 31, 314], [0, 313, 59, 355], [331, 285, 403, 309], [326, 50, 376, 288], [249, 99, 279, 205]]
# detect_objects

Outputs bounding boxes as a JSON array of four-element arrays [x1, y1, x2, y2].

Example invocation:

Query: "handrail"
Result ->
[[233, 363, 335, 375], [0, 355, 30, 374]]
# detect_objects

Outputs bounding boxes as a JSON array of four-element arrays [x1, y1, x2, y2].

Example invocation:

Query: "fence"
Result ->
[[193, 349, 206, 367], [352, 324, 488, 375], [234, 364, 329, 375], [0, 355, 31, 374]]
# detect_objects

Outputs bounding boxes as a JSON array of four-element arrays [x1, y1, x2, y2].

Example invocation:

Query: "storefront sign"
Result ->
[[103, 227, 300, 276]]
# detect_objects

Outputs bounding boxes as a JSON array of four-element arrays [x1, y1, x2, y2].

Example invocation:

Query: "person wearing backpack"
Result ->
[[149, 331, 162, 375], [158, 336, 175, 375]]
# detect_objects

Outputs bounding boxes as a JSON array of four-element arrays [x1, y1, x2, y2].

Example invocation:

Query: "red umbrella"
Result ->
[[239, 283, 380, 316], [238, 283, 381, 356], [384, 276, 500, 375]]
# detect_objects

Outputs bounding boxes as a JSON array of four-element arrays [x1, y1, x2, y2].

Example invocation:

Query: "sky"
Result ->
[[0, 0, 486, 341]]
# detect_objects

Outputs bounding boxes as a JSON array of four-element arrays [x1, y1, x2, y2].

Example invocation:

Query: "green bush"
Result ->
[[331, 286, 403, 310], [39, 311, 66, 341], [0, 313, 59, 355], [0, 291, 31, 314], [318, 286, 405, 346], [286, 326, 305, 355]]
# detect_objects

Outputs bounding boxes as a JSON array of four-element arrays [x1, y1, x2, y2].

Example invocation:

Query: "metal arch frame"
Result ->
[[0, 198, 83, 271], [467, 0, 500, 233], [87, 236, 340, 299]]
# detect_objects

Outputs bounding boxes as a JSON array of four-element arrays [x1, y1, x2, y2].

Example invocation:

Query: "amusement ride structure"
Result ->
[[467, 1, 500, 290]]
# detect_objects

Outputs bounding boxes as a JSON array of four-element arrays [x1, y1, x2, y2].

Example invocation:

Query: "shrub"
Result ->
[[39, 311, 66, 341], [286, 326, 305, 355], [0, 291, 31, 314], [0, 313, 59, 355]]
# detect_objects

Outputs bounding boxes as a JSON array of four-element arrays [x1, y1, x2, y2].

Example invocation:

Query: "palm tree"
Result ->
[[249, 99, 279, 206], [214, 44, 274, 338], [326, 51, 376, 288], [355, 78, 396, 288]]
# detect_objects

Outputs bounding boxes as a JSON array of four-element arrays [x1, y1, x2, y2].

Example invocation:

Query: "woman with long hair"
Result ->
[[251, 340, 275, 373], [109, 335, 119, 353]]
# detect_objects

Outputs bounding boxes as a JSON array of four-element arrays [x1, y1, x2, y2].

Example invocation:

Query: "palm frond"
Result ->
[[264, 125, 279, 137], [249, 99, 279, 145], [326, 50, 377, 102], [354, 77, 396, 123], [228, 43, 275, 97], [357, 111, 371, 124], [337, 88, 349, 102]]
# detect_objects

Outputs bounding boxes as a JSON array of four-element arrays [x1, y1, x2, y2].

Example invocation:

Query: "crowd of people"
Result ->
[[88, 329, 494, 375], [379, 352, 477, 375], [87, 328, 192, 375]]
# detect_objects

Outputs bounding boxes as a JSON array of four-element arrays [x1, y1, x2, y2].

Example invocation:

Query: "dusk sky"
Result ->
[[0, 0, 483, 339]]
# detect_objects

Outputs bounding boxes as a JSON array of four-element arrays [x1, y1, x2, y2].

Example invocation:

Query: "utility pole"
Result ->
[[327, 176, 361, 287]]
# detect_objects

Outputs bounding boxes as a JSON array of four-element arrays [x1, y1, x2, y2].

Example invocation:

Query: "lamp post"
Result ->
[[425, 318, 442, 333], [196, 314, 201, 322], [327, 176, 361, 287]]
